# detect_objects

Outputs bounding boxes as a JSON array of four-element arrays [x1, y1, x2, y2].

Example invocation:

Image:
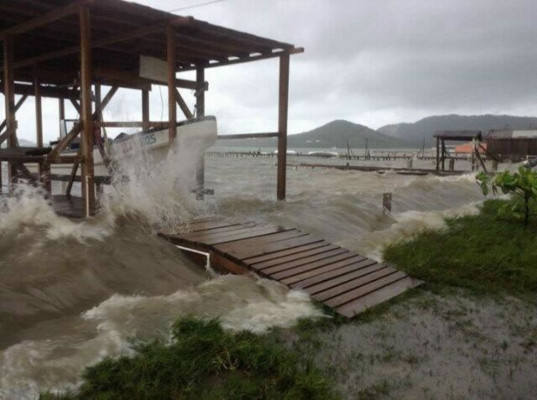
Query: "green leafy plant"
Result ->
[[476, 167, 537, 227]]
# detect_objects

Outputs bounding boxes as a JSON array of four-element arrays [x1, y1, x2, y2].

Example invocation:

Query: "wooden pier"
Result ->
[[159, 221, 421, 318]]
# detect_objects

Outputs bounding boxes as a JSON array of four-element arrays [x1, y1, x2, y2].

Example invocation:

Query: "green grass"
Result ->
[[383, 199, 537, 294], [41, 317, 339, 400]]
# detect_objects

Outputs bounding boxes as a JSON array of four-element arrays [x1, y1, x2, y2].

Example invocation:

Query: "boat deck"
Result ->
[[159, 220, 422, 318]]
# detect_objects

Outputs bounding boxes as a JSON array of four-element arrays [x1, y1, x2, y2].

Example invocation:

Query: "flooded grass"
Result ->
[[41, 316, 338, 400], [383, 199, 537, 294]]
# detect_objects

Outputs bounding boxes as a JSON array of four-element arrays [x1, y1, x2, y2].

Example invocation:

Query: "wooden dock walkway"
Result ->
[[159, 221, 421, 318]]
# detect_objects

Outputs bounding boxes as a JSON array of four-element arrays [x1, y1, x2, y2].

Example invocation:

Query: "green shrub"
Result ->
[[476, 167, 537, 227]]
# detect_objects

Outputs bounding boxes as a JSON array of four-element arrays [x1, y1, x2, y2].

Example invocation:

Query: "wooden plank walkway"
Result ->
[[159, 220, 422, 318]]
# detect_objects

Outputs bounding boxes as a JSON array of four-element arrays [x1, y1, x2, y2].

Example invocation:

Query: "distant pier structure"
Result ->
[[0, 0, 303, 217]]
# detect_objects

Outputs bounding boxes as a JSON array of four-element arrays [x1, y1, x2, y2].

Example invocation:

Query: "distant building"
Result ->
[[485, 130, 537, 161]]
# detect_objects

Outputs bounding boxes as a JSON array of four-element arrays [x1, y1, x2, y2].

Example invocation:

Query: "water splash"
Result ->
[[0, 185, 112, 243], [0, 275, 324, 399]]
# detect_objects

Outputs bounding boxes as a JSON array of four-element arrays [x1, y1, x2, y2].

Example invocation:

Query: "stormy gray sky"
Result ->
[[9, 0, 537, 143]]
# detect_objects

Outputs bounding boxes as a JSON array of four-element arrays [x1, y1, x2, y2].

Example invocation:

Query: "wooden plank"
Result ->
[[291, 258, 378, 290], [277, 53, 289, 200], [322, 271, 408, 308], [315, 268, 400, 302], [260, 248, 350, 275], [175, 88, 193, 120], [179, 223, 268, 242], [218, 132, 279, 140], [177, 222, 256, 238], [216, 231, 315, 259], [0, 0, 93, 38], [251, 244, 340, 269], [281, 255, 367, 286], [207, 226, 292, 245], [270, 252, 359, 281], [336, 277, 420, 318], [244, 241, 331, 264], [0, 94, 27, 138], [304, 263, 388, 295], [180, 48, 304, 72], [211, 252, 249, 275], [182, 221, 244, 232]]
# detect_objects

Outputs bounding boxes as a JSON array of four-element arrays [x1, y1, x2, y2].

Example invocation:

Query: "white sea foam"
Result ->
[[342, 202, 481, 261], [0, 274, 324, 399], [0, 185, 112, 242]]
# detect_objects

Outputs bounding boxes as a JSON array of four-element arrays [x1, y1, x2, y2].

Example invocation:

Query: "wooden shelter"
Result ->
[[0, 0, 303, 217], [485, 130, 537, 162], [433, 130, 486, 172]]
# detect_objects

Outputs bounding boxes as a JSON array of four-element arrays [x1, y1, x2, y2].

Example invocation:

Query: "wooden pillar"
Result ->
[[142, 89, 149, 131], [441, 139, 446, 171], [435, 137, 440, 172], [196, 67, 205, 118], [167, 25, 177, 143], [59, 98, 65, 136], [3, 36, 17, 186], [80, 5, 95, 217], [277, 54, 290, 200], [94, 82, 101, 114], [195, 67, 205, 193], [34, 75, 43, 148]]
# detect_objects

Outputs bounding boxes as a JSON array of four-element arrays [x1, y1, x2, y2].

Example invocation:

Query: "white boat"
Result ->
[[43, 117, 217, 178]]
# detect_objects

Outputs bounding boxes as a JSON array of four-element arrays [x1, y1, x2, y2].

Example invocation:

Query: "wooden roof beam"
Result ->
[[0, 0, 94, 39], [9, 21, 190, 70], [181, 47, 304, 71]]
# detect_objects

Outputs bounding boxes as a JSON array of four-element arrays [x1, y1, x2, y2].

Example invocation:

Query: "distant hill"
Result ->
[[215, 120, 412, 149], [378, 114, 537, 146]]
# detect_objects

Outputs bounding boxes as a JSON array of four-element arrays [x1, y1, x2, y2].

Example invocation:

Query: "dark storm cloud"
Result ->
[[172, 0, 537, 130], [9, 0, 537, 142]]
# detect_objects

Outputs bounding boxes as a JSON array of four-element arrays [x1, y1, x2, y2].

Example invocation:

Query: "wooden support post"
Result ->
[[435, 137, 440, 172], [142, 89, 149, 131], [174, 88, 193, 120], [277, 54, 290, 200], [94, 82, 101, 114], [59, 98, 65, 137], [195, 67, 205, 194], [3, 35, 16, 186], [441, 139, 446, 171], [167, 25, 177, 143], [34, 75, 43, 148], [80, 5, 95, 217], [0, 94, 28, 139], [196, 67, 205, 118]]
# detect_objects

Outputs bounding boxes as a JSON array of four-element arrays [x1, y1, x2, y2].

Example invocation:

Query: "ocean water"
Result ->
[[0, 145, 492, 398]]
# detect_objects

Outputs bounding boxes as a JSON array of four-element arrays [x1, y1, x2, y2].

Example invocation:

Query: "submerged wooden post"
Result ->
[[80, 5, 95, 217], [142, 89, 149, 131], [3, 35, 16, 186], [441, 139, 446, 171], [167, 25, 177, 143], [383, 192, 392, 213], [277, 53, 290, 200], [435, 137, 440, 172]]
